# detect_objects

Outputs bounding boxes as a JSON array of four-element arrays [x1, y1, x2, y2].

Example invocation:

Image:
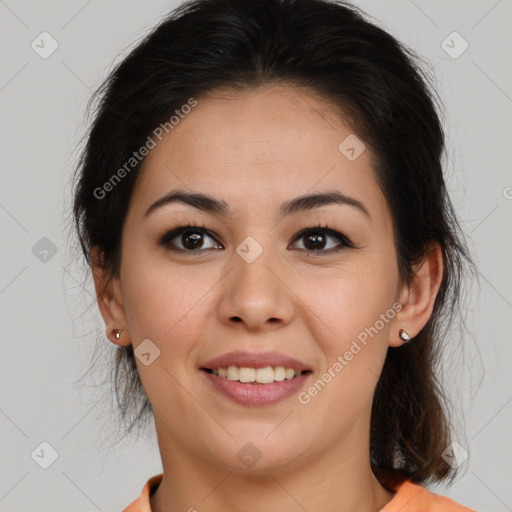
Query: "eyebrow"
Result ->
[[143, 188, 370, 220]]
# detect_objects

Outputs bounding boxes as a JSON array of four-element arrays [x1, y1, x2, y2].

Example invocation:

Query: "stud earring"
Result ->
[[399, 329, 410, 342], [111, 328, 122, 340]]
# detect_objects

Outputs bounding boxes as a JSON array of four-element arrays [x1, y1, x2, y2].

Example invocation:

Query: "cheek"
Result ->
[[119, 253, 216, 414], [120, 250, 218, 350], [297, 254, 397, 408], [296, 271, 396, 432], [303, 260, 397, 344]]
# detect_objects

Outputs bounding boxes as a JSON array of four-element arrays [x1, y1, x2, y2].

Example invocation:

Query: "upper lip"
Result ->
[[200, 351, 312, 372]]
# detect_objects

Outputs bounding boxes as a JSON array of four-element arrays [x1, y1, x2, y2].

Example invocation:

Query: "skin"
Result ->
[[91, 84, 443, 512]]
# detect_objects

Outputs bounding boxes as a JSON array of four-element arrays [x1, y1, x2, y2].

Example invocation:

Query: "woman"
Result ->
[[71, 0, 478, 510]]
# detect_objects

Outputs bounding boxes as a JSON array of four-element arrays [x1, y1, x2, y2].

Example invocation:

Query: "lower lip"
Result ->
[[201, 370, 312, 407]]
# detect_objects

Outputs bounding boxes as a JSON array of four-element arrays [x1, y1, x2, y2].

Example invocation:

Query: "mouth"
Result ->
[[198, 351, 313, 405], [200, 366, 313, 407], [200, 366, 313, 385]]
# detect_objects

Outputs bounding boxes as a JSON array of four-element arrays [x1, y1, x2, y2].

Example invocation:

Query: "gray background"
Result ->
[[0, 0, 511, 510]]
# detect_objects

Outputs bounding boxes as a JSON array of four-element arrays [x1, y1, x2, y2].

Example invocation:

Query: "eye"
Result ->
[[158, 222, 355, 254], [290, 224, 355, 253], [158, 222, 222, 252]]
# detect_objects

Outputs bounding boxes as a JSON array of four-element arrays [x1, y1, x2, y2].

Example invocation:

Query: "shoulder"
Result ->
[[122, 473, 163, 512], [123, 472, 478, 512], [380, 479, 478, 512]]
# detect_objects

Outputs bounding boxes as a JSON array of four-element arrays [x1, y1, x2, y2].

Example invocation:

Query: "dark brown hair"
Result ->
[[71, 0, 475, 486]]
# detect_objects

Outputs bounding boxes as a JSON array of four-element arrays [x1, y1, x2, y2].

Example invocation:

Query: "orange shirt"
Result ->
[[122, 473, 477, 511]]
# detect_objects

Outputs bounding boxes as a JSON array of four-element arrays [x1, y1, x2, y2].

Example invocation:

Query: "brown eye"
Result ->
[[158, 223, 354, 254], [159, 226, 222, 252], [291, 227, 354, 253]]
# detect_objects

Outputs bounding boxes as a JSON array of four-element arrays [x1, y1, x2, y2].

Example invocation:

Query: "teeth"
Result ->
[[209, 365, 307, 384], [255, 367, 274, 384], [227, 366, 239, 381], [274, 366, 286, 381], [239, 367, 256, 383]]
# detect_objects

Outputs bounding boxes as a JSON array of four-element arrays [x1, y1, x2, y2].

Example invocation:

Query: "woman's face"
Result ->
[[112, 84, 404, 471]]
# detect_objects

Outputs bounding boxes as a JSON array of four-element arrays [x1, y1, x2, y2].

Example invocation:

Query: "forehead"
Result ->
[[129, 84, 390, 230]]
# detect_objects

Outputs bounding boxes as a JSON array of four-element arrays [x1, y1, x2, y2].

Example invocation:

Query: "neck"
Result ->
[[149, 415, 395, 512]]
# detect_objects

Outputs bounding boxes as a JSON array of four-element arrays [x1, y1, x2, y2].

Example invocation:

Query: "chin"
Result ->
[[212, 436, 305, 474]]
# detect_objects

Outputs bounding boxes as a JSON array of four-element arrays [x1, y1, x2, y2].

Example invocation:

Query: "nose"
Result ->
[[216, 245, 295, 332]]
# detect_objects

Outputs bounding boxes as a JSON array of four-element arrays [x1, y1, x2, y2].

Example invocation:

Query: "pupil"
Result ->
[[305, 233, 325, 250], [180, 231, 326, 251], [183, 231, 202, 250]]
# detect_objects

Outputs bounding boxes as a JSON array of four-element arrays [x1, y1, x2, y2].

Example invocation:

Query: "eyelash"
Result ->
[[157, 221, 356, 255]]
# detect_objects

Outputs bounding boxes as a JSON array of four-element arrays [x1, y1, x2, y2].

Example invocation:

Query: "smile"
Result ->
[[200, 368, 313, 406], [203, 366, 310, 384]]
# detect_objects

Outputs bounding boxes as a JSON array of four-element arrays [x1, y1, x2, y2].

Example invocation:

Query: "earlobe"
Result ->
[[389, 242, 444, 348], [398, 329, 411, 343], [90, 246, 131, 347]]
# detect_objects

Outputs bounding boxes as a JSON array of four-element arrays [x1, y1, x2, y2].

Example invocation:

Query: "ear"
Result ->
[[389, 242, 444, 348], [90, 246, 131, 347]]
